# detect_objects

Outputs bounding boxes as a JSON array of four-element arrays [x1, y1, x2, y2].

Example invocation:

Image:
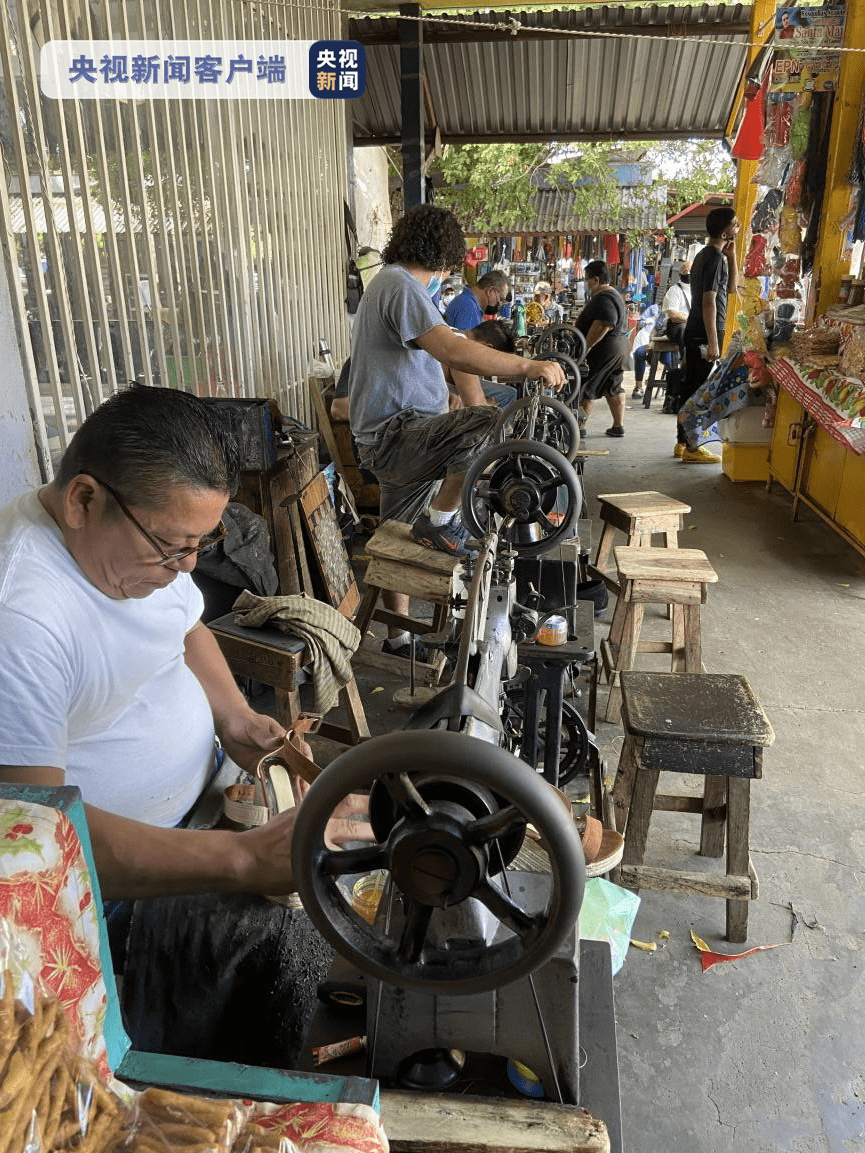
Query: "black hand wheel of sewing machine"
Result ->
[[533, 323, 587, 367], [532, 350, 583, 408], [494, 393, 581, 463], [292, 730, 586, 996], [502, 694, 591, 786], [461, 438, 582, 558]]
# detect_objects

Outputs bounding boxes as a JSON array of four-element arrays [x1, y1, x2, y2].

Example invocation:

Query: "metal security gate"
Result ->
[[0, 0, 351, 479]]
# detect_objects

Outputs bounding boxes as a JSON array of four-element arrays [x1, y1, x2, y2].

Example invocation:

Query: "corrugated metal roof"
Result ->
[[349, 4, 750, 146], [503, 183, 669, 234]]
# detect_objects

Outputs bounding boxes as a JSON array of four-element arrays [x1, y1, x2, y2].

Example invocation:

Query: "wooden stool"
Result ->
[[642, 338, 681, 408], [611, 671, 773, 941], [601, 546, 717, 722], [354, 520, 461, 685], [208, 613, 370, 746], [588, 491, 690, 596]]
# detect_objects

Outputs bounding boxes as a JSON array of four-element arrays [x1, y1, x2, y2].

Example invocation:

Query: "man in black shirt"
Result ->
[[675, 206, 740, 462], [575, 260, 631, 438]]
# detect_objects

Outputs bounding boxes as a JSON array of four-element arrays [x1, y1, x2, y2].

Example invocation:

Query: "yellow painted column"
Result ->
[[812, 3, 865, 318], [724, 0, 778, 353]]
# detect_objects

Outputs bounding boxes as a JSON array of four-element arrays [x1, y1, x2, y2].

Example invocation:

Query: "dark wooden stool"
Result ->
[[208, 613, 370, 746], [588, 491, 691, 596], [642, 338, 681, 408], [611, 671, 773, 942], [601, 546, 717, 722]]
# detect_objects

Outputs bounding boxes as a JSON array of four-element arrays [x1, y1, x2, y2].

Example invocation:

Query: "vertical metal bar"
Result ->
[[399, 4, 424, 210], [173, 3, 223, 394], [0, 0, 74, 461]]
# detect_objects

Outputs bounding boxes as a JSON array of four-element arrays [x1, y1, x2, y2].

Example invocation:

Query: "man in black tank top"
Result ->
[[575, 260, 631, 438]]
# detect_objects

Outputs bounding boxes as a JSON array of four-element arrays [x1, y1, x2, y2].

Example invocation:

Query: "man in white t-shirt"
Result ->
[[0, 385, 358, 901]]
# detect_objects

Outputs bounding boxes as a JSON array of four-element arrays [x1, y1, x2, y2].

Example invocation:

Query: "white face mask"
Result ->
[[427, 273, 443, 297]]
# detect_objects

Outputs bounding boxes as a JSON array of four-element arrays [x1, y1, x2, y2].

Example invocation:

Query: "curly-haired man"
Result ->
[[348, 204, 565, 659]]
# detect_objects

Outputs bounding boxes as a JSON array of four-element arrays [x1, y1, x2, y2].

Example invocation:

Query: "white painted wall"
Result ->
[[0, 256, 41, 503], [352, 148, 392, 251]]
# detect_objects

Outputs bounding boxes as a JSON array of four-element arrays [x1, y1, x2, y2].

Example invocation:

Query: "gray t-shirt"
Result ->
[[348, 264, 449, 445]]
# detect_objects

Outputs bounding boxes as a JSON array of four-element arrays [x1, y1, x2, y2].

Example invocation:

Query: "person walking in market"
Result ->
[[574, 260, 631, 439], [674, 208, 740, 463]]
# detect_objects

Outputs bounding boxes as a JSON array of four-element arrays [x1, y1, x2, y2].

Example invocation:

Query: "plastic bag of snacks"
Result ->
[[124, 1087, 247, 1153], [0, 968, 134, 1153]]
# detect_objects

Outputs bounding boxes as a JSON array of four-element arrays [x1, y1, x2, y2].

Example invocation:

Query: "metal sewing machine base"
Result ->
[[304, 932, 622, 1153]]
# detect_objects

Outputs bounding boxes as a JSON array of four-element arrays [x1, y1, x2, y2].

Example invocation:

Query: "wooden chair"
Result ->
[[642, 338, 681, 407], [208, 612, 370, 746], [611, 671, 773, 942]]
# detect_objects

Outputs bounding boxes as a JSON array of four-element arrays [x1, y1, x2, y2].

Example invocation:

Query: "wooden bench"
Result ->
[[588, 491, 690, 596], [642, 338, 681, 408]]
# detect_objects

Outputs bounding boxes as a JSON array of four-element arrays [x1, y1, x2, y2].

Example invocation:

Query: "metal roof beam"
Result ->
[[355, 129, 726, 146], [349, 14, 751, 46]]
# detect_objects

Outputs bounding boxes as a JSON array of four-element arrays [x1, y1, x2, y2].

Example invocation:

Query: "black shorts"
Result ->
[[357, 406, 499, 524], [580, 335, 630, 401]]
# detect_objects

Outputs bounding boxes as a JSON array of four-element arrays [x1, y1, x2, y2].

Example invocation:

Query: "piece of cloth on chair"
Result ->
[[232, 589, 361, 715]]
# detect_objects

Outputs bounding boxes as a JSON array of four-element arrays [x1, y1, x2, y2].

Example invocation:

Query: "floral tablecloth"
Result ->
[[766, 356, 865, 454], [0, 797, 110, 1077]]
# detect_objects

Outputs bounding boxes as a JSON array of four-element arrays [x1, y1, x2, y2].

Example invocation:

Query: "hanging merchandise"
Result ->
[[847, 92, 865, 243], [732, 66, 771, 161], [603, 233, 620, 264]]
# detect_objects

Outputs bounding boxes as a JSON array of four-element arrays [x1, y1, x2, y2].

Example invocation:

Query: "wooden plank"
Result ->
[[618, 864, 753, 900], [596, 491, 691, 518], [613, 547, 718, 582], [300, 472, 361, 618], [380, 1090, 609, 1153], [309, 375, 358, 503], [354, 641, 446, 686], [288, 504, 315, 597], [365, 555, 455, 604]]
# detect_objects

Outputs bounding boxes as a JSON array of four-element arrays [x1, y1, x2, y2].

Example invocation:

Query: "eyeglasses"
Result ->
[[90, 476, 227, 566]]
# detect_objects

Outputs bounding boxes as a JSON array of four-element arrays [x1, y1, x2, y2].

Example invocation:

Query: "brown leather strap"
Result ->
[[576, 814, 604, 864]]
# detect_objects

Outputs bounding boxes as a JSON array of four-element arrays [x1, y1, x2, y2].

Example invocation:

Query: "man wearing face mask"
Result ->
[[444, 269, 510, 331], [348, 205, 566, 658]]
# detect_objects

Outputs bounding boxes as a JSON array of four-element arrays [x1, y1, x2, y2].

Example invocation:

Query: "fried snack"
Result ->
[[132, 1085, 241, 1153], [0, 972, 130, 1153]]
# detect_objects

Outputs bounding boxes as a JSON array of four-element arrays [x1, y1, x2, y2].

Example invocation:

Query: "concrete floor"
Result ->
[[577, 379, 865, 1153], [314, 379, 865, 1153]]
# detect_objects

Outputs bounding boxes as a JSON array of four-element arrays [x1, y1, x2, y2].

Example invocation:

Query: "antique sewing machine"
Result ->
[[292, 437, 623, 1150]]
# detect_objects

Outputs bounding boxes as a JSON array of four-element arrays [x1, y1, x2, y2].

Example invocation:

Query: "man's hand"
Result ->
[[526, 359, 566, 392], [235, 791, 372, 893], [218, 707, 285, 773]]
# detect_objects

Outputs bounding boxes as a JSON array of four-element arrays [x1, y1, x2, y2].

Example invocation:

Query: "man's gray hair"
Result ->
[[477, 270, 509, 292]]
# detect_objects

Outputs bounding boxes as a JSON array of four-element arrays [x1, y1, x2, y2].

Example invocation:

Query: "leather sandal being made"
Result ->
[[578, 813, 625, 878], [246, 715, 325, 910]]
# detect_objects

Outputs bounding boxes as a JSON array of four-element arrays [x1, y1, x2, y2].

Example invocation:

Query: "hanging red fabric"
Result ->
[[731, 68, 770, 161]]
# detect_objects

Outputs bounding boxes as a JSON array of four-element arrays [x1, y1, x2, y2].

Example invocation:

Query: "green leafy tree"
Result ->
[[429, 139, 733, 233]]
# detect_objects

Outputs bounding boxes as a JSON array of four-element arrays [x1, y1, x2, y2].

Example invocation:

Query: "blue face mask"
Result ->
[[427, 274, 442, 297]]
